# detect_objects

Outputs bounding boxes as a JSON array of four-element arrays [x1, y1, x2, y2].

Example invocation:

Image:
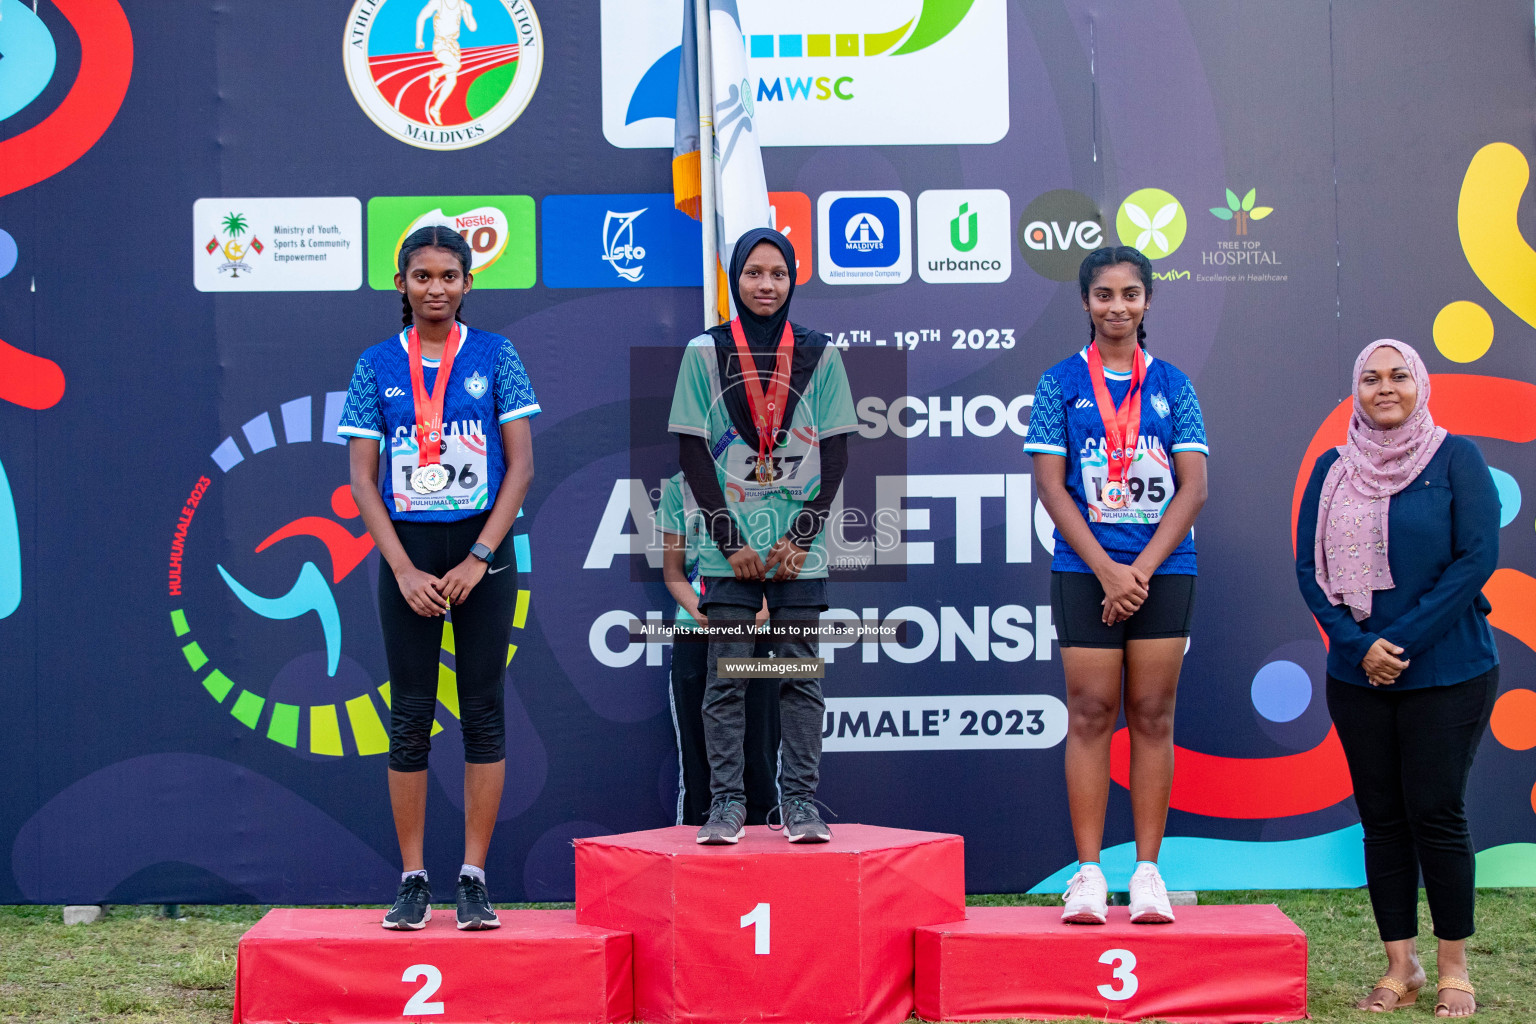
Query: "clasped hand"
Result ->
[[1361, 638, 1409, 686], [396, 557, 488, 617], [1097, 562, 1149, 626], [727, 538, 807, 581]]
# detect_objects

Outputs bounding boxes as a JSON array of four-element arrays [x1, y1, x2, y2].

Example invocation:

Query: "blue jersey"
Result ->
[[336, 323, 540, 522], [1022, 345, 1207, 574]]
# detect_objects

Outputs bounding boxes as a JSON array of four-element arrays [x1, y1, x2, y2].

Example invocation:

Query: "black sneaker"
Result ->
[[382, 873, 431, 930], [779, 798, 833, 843], [696, 799, 747, 844], [455, 874, 500, 930]]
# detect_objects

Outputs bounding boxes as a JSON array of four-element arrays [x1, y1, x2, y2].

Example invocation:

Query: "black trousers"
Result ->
[[378, 512, 517, 772], [669, 638, 781, 825], [1327, 668, 1498, 942]]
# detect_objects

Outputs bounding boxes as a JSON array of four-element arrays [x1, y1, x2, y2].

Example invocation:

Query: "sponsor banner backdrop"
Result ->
[[1, 0, 1534, 903]]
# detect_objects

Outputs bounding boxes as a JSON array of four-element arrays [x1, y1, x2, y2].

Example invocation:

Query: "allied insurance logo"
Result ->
[[166, 394, 532, 757], [600, 0, 1008, 148], [819, 191, 911, 285], [344, 0, 544, 151]]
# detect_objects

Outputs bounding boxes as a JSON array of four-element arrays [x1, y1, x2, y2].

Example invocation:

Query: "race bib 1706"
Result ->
[[389, 433, 491, 513]]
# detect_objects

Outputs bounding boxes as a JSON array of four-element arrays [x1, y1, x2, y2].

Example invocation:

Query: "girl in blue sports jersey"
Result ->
[[1023, 246, 1209, 927], [337, 226, 539, 932]]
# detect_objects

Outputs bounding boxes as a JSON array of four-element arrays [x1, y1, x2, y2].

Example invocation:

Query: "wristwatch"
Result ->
[[469, 542, 494, 563]]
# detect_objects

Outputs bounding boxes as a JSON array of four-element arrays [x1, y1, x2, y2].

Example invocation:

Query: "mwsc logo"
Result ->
[[600, 0, 1008, 148]]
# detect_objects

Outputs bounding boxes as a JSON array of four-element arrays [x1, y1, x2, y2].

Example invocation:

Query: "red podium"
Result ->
[[915, 905, 1307, 1023], [575, 824, 966, 1024], [232, 908, 632, 1024]]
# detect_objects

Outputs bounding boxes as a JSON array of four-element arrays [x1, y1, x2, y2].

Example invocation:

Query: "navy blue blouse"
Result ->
[[1295, 434, 1499, 689]]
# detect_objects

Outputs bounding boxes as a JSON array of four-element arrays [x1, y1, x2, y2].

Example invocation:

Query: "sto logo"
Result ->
[[1108, 374, 1536, 819]]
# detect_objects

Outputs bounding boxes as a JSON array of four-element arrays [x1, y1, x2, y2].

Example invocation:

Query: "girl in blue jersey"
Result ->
[[337, 226, 539, 931], [1023, 246, 1208, 925]]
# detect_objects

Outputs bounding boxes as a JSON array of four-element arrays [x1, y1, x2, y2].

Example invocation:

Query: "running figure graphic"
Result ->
[[416, 0, 477, 127]]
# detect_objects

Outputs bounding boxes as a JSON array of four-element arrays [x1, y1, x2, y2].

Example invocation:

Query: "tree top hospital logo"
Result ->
[[601, 0, 1008, 148], [344, 0, 543, 151], [166, 394, 531, 758]]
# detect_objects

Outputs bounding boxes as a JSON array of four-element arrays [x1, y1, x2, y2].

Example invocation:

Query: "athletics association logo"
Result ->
[[344, 0, 544, 151], [166, 394, 532, 757]]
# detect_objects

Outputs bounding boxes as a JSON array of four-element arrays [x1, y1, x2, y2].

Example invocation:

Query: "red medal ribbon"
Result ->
[[728, 317, 795, 474], [407, 323, 461, 468], [1085, 342, 1145, 499]]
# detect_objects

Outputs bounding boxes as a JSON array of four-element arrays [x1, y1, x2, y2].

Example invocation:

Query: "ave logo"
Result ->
[[1018, 190, 1104, 281]]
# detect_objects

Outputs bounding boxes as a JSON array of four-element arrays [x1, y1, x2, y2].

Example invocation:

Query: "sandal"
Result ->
[[1360, 975, 1420, 1012], [1434, 976, 1476, 1017]]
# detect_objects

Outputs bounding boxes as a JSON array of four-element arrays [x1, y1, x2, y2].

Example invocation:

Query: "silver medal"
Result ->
[[411, 463, 449, 494]]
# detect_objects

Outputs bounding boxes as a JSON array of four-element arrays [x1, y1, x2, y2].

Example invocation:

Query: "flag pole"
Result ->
[[694, 0, 719, 329]]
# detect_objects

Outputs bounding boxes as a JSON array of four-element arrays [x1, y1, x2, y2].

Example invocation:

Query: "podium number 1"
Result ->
[[1097, 948, 1139, 1000], [402, 964, 445, 1016], [740, 902, 771, 954]]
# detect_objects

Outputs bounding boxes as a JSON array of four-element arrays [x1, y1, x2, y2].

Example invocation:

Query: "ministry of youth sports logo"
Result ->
[[344, 0, 544, 151]]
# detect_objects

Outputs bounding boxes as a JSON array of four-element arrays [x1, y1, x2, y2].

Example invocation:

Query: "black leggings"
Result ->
[[1327, 669, 1498, 942], [379, 512, 517, 772]]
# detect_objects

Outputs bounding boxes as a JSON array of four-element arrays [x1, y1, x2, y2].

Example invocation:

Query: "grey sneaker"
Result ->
[[696, 799, 747, 844], [781, 798, 832, 843], [382, 873, 431, 930]]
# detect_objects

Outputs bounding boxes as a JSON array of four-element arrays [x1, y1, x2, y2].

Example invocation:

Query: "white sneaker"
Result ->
[[1128, 862, 1175, 923], [1061, 864, 1108, 924]]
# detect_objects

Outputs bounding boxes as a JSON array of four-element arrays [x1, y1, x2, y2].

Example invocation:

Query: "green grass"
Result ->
[[0, 892, 1530, 1023]]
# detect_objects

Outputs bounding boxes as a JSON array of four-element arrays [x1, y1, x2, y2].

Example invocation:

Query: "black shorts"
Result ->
[[1051, 570, 1196, 648]]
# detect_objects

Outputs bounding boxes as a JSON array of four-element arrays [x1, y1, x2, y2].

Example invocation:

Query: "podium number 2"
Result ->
[[1097, 948, 1139, 1000], [740, 902, 770, 954], [402, 964, 444, 1016]]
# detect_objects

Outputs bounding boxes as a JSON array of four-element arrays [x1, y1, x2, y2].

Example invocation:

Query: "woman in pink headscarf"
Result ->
[[1296, 340, 1499, 1017]]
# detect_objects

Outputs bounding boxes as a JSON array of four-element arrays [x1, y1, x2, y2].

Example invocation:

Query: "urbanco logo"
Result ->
[[343, 0, 544, 151], [167, 393, 532, 757], [1115, 188, 1187, 260], [367, 195, 536, 290], [819, 191, 911, 285], [917, 189, 1011, 284], [600, 0, 1008, 148], [1018, 189, 1104, 281]]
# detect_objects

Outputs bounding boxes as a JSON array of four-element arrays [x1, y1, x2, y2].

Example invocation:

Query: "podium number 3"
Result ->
[[1097, 948, 1138, 1000], [402, 964, 445, 1016], [740, 902, 771, 954]]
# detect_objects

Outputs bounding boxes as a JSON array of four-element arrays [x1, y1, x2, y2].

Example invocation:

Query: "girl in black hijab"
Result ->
[[668, 228, 857, 844]]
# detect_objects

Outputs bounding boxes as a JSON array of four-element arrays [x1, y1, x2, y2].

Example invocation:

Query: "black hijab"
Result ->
[[707, 227, 828, 450]]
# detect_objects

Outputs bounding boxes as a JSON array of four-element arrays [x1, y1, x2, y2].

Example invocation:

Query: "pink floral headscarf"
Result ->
[[1314, 340, 1447, 622]]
